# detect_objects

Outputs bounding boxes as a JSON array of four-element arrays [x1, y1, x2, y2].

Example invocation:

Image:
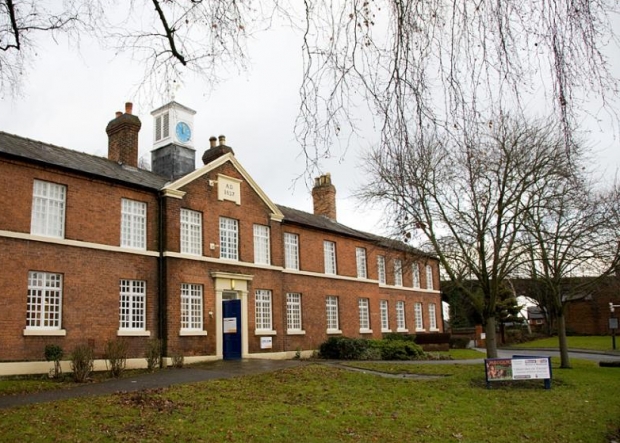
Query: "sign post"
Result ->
[[610, 303, 619, 351]]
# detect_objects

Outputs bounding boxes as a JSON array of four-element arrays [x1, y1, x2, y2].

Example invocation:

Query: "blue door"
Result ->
[[222, 299, 242, 360]]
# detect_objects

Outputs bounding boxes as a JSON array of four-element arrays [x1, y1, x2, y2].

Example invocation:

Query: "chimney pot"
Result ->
[[125, 102, 133, 115], [210, 136, 217, 148], [115, 111, 122, 118], [218, 135, 226, 146]]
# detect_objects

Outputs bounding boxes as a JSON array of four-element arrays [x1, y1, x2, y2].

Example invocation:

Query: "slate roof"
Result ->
[[0, 131, 168, 190]]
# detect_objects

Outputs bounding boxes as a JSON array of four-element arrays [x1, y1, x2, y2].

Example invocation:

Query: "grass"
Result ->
[[514, 335, 618, 352], [1, 359, 619, 442]]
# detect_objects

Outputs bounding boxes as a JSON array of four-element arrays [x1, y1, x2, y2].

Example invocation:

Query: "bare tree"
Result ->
[[3, 1, 619, 159], [359, 115, 574, 357], [516, 159, 619, 368]]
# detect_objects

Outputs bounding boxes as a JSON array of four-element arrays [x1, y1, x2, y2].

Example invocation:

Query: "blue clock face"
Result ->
[[175, 121, 191, 143]]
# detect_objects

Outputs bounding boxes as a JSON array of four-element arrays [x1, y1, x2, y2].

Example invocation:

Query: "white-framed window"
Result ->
[[429, 303, 438, 330], [181, 283, 203, 331], [356, 247, 367, 279], [121, 199, 146, 249], [324, 241, 337, 275], [396, 301, 406, 330], [180, 209, 202, 255], [426, 265, 434, 290], [380, 300, 389, 331], [412, 263, 420, 288], [255, 289, 272, 331], [26, 271, 63, 330], [377, 256, 386, 284], [415, 302, 425, 330], [284, 233, 300, 270], [119, 280, 146, 331], [394, 259, 403, 286], [253, 224, 271, 265], [326, 296, 340, 331], [31, 180, 66, 238], [286, 293, 303, 332], [359, 298, 371, 331], [219, 217, 238, 260]]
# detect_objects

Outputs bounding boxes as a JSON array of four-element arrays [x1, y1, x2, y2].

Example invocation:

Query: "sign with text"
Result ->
[[217, 175, 242, 205], [223, 317, 237, 334], [485, 356, 552, 389], [260, 337, 273, 349]]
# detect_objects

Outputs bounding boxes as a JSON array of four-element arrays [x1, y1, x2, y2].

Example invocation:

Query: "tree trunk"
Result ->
[[485, 317, 498, 358], [557, 314, 572, 369]]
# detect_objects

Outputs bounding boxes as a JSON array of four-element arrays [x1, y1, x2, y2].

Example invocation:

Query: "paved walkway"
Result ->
[[0, 359, 306, 410]]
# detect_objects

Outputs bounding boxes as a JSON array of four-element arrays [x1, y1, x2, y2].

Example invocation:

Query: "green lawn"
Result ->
[[514, 335, 618, 352], [1, 360, 618, 442]]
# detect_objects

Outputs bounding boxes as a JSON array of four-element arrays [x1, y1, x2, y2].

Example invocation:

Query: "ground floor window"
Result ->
[[119, 280, 146, 331], [286, 293, 303, 332], [359, 298, 370, 331], [26, 271, 63, 330], [380, 300, 389, 331], [255, 289, 272, 331], [181, 283, 203, 331], [429, 303, 437, 330], [326, 296, 339, 331], [415, 302, 424, 331], [396, 301, 406, 330]]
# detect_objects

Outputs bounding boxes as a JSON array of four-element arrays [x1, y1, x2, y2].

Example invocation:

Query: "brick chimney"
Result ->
[[312, 173, 337, 221], [202, 135, 234, 165], [106, 102, 141, 167]]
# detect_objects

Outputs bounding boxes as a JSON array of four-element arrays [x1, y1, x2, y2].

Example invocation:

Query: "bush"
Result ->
[[71, 344, 94, 383], [319, 337, 372, 360], [383, 332, 417, 342], [318, 337, 425, 360], [449, 336, 471, 349], [44, 344, 64, 378], [377, 340, 425, 360], [145, 339, 162, 371], [171, 353, 184, 368], [105, 339, 128, 378]]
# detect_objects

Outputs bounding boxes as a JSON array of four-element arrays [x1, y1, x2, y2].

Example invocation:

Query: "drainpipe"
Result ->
[[157, 193, 168, 366]]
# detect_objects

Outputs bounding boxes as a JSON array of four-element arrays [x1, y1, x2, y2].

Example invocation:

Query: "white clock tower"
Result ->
[[150, 101, 197, 180]]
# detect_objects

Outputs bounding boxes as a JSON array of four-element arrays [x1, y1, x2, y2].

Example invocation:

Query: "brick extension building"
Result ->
[[0, 101, 442, 372]]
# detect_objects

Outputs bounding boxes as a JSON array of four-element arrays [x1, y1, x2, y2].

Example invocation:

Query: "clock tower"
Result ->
[[150, 101, 197, 180]]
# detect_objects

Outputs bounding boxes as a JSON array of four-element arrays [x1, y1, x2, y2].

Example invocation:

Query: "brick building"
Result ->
[[0, 101, 442, 372]]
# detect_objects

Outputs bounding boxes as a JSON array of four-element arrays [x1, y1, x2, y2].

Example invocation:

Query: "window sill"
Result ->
[[396, 328, 409, 333], [327, 329, 343, 335], [429, 328, 440, 332], [23, 329, 66, 336], [117, 330, 151, 337], [415, 328, 426, 332], [359, 329, 373, 334], [180, 330, 208, 336], [287, 330, 306, 335], [255, 330, 277, 336], [381, 328, 392, 333]]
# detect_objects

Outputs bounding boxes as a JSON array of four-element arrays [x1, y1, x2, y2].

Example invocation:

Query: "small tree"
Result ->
[[44, 344, 64, 379], [145, 339, 162, 372], [104, 339, 128, 378], [70, 344, 94, 383]]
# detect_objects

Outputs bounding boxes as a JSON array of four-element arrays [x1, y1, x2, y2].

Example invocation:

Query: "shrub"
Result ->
[[70, 344, 94, 383], [383, 332, 417, 342], [145, 339, 162, 371], [377, 340, 425, 360], [449, 336, 471, 349], [44, 344, 64, 378], [105, 339, 128, 378], [171, 353, 184, 368], [319, 337, 372, 360]]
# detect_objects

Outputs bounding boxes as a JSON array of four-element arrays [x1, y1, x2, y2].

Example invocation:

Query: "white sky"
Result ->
[[1, 15, 619, 237]]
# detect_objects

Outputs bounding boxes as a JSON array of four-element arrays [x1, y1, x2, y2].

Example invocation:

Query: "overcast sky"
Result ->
[[1, 17, 619, 237]]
